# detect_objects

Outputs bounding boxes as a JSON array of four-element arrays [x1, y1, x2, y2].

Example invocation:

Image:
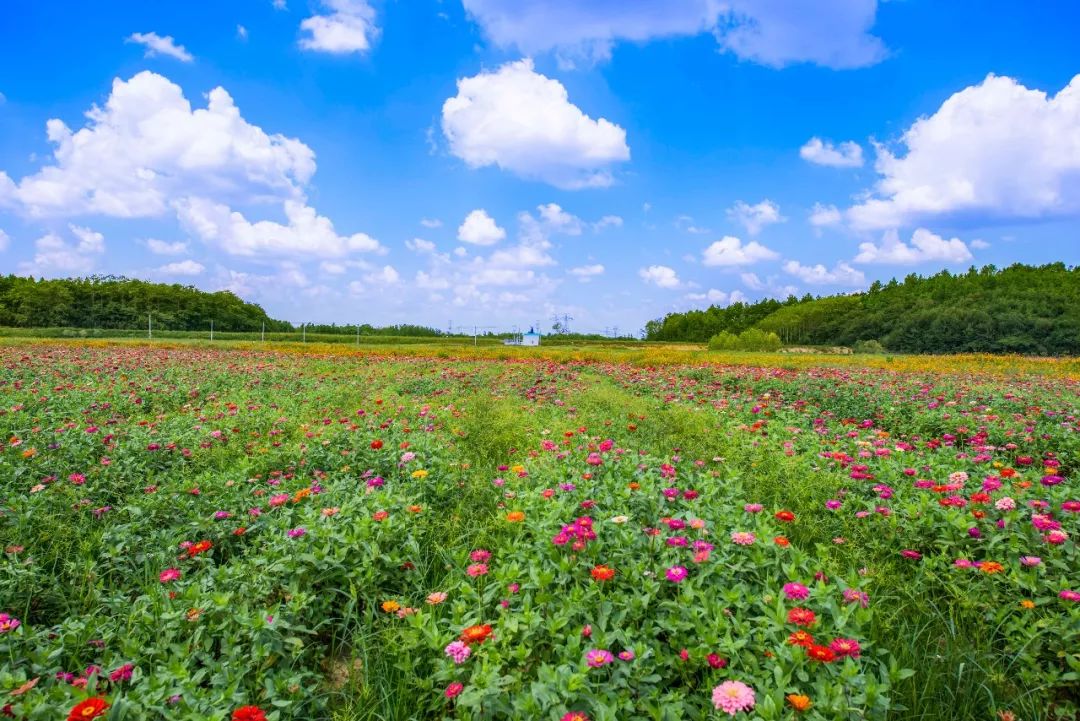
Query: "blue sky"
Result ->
[[1, 0, 1078, 334]]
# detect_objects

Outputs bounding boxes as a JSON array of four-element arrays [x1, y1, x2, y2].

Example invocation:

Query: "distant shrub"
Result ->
[[737, 329, 782, 352], [854, 339, 886, 354], [708, 331, 740, 351]]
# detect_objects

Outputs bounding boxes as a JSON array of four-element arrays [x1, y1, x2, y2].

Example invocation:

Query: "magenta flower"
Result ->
[[159, 568, 181, 583], [825, 499, 842, 510], [445, 682, 464, 699], [665, 566, 689, 583], [470, 549, 491, 563], [743, 503, 763, 513], [109, 664, 134, 682], [585, 649, 614, 668], [444, 641, 471, 664], [287, 527, 306, 538], [782, 582, 810, 600], [1059, 590, 1080, 602]]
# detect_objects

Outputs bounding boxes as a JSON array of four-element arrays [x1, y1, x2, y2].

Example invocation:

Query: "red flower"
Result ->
[[591, 565, 616, 582], [67, 698, 110, 720], [187, 540, 213, 557], [775, 510, 796, 522], [807, 645, 836, 663], [786, 607, 817, 627], [707, 653, 727, 669], [460, 624, 494, 646], [232, 706, 267, 721], [370, 440, 383, 450], [787, 630, 815, 647]]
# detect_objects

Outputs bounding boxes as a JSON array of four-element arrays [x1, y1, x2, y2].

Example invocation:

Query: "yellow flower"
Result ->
[[1020, 599, 1035, 609], [411, 469, 429, 479], [381, 600, 400, 613], [511, 464, 525, 474]]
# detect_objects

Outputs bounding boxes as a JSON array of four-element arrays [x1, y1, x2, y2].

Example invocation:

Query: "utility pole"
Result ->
[[210, 320, 214, 341], [473, 325, 478, 347], [613, 326, 619, 339], [148, 313, 152, 339], [261, 321, 265, 342]]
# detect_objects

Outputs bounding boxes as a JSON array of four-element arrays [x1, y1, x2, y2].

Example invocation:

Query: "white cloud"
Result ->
[[144, 239, 188, 255], [461, 0, 885, 69], [126, 32, 194, 62], [685, 288, 731, 305], [272, 0, 287, 9], [569, 263, 604, 280], [19, 225, 105, 276], [639, 264, 681, 289], [808, 203, 843, 229], [970, 239, 990, 249], [849, 73, 1080, 230], [593, 215, 623, 232], [702, 236, 779, 266], [675, 214, 710, 234], [782, 260, 865, 286], [727, 200, 784, 235], [0, 229, 8, 252], [739, 272, 797, 298], [854, 228, 973, 265], [441, 59, 629, 189], [405, 237, 438, 254], [800, 137, 864, 167], [740, 272, 764, 290], [237, 25, 249, 41], [157, 259, 205, 276], [0, 71, 315, 218], [364, 265, 400, 285], [420, 217, 442, 228], [176, 197, 384, 258], [300, 0, 379, 54], [457, 209, 506, 245], [537, 203, 583, 234]]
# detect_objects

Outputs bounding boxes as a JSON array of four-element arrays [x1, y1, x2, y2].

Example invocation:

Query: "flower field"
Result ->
[[1, 342, 1078, 720]]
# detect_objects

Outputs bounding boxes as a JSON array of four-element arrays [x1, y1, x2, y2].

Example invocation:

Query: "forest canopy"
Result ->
[[644, 263, 1080, 355]]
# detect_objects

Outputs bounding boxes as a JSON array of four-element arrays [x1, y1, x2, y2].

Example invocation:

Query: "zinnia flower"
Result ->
[[787, 694, 812, 712], [711, 681, 755, 715], [466, 563, 489, 577], [731, 531, 756, 546], [444, 640, 471, 664], [591, 565, 616, 582], [231, 706, 267, 721], [445, 682, 463, 699], [159, 568, 181, 583], [68, 698, 110, 720], [775, 510, 796, 522], [426, 591, 448, 605], [807, 644, 836, 662], [460, 624, 493, 645], [665, 566, 688, 583], [787, 607, 817, 627], [828, 638, 861, 658], [561, 713, 590, 721], [585, 649, 614, 668], [783, 582, 809, 600]]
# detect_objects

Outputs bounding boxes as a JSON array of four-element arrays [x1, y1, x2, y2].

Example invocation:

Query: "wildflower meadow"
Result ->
[[0, 342, 1077, 720]]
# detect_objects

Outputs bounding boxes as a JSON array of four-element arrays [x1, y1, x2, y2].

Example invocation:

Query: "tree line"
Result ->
[[645, 263, 1080, 355]]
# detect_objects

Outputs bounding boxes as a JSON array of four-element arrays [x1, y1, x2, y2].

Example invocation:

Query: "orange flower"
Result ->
[[188, 540, 213, 557], [979, 561, 1004, 574], [460, 624, 493, 645], [628, 482, 640, 491], [22, 447, 38, 459], [787, 630, 814, 647], [506, 511, 525, 522], [1020, 599, 1035, 609], [591, 565, 616, 582], [408, 505, 423, 513], [372, 510, 388, 522], [292, 488, 312, 503], [773, 535, 790, 547], [786, 694, 812, 712], [381, 600, 400, 613], [426, 591, 448, 605]]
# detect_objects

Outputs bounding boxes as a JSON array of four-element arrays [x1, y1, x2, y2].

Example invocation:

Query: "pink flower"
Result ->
[[287, 527, 306, 538], [707, 653, 727, 669], [585, 649, 614, 668], [1060, 590, 1080, 602], [842, 589, 869, 607], [109, 664, 134, 682], [581, 624, 592, 638], [665, 566, 688, 583], [470, 549, 492, 563], [712, 680, 755, 715], [825, 499, 842, 510], [444, 641, 471, 664], [159, 568, 181, 583], [618, 650, 635, 661], [466, 563, 489, 577], [730, 531, 756, 546], [829, 638, 861, 658], [783, 583, 809, 600], [1020, 556, 1042, 567], [743, 504, 763, 513], [445, 682, 464, 699], [995, 496, 1015, 511], [901, 550, 922, 560]]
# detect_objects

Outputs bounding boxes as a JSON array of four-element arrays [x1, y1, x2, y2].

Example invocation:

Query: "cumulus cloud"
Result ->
[[156, 259, 205, 276], [970, 239, 990, 249], [144, 239, 188, 255], [300, 0, 379, 54], [569, 263, 604, 280], [0, 71, 315, 218], [639, 265, 681, 289], [176, 197, 384, 258], [420, 217, 442, 228], [800, 137, 864, 167], [675, 214, 710, 235], [782, 260, 865, 286], [685, 288, 745, 306], [441, 59, 630, 189], [593, 215, 623, 232], [854, 228, 973, 265], [808, 203, 843, 229], [19, 225, 105, 276], [702, 236, 779, 266], [461, 0, 886, 69], [727, 200, 785, 235], [740, 272, 798, 298], [537, 203, 584, 234], [126, 32, 194, 62], [848, 73, 1080, 230], [0, 229, 8, 252], [457, 209, 506, 245]]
